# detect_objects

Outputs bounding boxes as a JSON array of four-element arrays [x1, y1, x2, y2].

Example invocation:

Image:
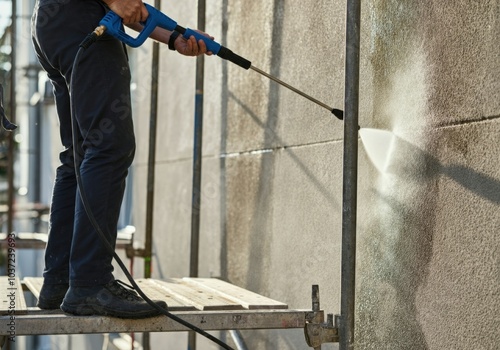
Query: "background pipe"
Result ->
[[228, 330, 249, 350], [7, 0, 17, 238], [188, 1, 206, 349], [143, 0, 162, 348], [340, 0, 361, 349], [189, 0, 205, 282]]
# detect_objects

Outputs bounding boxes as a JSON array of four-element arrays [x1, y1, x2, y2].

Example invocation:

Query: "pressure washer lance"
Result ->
[[88, 3, 344, 120]]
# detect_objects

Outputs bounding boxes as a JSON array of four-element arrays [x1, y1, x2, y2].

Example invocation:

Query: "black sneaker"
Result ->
[[60, 280, 168, 319], [37, 283, 69, 310]]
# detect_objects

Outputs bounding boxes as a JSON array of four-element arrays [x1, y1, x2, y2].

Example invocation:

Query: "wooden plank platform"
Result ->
[[0, 277, 317, 336], [182, 277, 288, 310], [0, 226, 135, 250], [0, 233, 48, 249], [0, 278, 27, 315]]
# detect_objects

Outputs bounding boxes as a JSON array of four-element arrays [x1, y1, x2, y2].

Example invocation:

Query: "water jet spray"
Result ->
[[359, 128, 396, 173]]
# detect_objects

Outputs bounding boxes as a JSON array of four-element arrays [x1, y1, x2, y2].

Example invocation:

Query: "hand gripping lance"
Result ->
[[97, 3, 344, 120]]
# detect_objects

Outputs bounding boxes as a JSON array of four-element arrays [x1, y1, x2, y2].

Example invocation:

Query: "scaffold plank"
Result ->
[[23, 278, 198, 311], [0, 277, 318, 337], [0, 233, 48, 249], [182, 277, 288, 310], [22, 277, 43, 299], [149, 278, 245, 311], [135, 279, 197, 310], [23, 277, 288, 311], [0, 277, 27, 315]]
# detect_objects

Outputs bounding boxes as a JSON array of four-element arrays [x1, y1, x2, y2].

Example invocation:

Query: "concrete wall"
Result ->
[[130, 0, 499, 349]]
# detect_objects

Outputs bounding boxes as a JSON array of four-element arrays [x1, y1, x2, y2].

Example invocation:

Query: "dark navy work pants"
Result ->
[[31, 0, 136, 287]]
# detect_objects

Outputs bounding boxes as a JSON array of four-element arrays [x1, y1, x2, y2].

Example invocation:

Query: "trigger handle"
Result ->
[[99, 3, 177, 48]]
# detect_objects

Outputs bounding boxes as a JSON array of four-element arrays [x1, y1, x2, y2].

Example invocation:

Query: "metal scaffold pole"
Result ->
[[143, 0, 162, 347], [188, 0, 206, 349], [340, 0, 361, 349], [6, 0, 17, 241]]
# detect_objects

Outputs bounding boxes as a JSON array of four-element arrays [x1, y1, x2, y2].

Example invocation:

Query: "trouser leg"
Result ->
[[32, 0, 135, 286]]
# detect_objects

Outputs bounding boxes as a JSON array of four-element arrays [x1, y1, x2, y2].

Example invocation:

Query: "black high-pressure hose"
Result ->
[[73, 31, 234, 350]]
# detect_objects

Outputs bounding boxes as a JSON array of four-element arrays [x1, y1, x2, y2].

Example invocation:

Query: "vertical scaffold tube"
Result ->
[[7, 0, 17, 237], [143, 0, 163, 348], [340, 0, 361, 349], [188, 1, 206, 349]]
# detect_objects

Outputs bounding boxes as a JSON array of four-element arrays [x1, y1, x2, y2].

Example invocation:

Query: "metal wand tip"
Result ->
[[332, 108, 344, 120]]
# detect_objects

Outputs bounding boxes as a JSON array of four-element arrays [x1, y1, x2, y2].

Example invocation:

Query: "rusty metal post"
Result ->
[[144, 0, 162, 278], [188, 1, 206, 349], [340, 0, 361, 349], [142, 1, 163, 349], [189, 0, 206, 282], [6, 0, 17, 239]]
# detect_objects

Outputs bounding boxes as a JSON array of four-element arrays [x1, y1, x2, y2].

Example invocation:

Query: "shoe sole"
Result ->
[[61, 301, 167, 319], [37, 297, 64, 310]]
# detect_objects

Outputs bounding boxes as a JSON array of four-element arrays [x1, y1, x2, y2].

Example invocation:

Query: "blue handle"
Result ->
[[99, 3, 251, 69], [180, 29, 251, 69], [99, 3, 177, 48], [182, 28, 221, 55]]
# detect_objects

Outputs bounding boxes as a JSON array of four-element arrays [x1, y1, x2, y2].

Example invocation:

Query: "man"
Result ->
[[31, 0, 211, 318]]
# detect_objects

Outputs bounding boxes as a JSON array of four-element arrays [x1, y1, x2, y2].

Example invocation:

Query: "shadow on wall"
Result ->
[[219, 90, 340, 298], [229, 92, 341, 209], [219, 0, 342, 299], [219, 0, 286, 294], [242, 0, 284, 294], [443, 164, 500, 205], [361, 128, 500, 204], [357, 128, 500, 349]]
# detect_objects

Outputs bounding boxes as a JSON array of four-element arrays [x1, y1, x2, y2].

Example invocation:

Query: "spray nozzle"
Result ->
[[332, 108, 344, 120]]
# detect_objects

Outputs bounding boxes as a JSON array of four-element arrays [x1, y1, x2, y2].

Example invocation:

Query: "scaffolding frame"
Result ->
[[0, 0, 362, 348]]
